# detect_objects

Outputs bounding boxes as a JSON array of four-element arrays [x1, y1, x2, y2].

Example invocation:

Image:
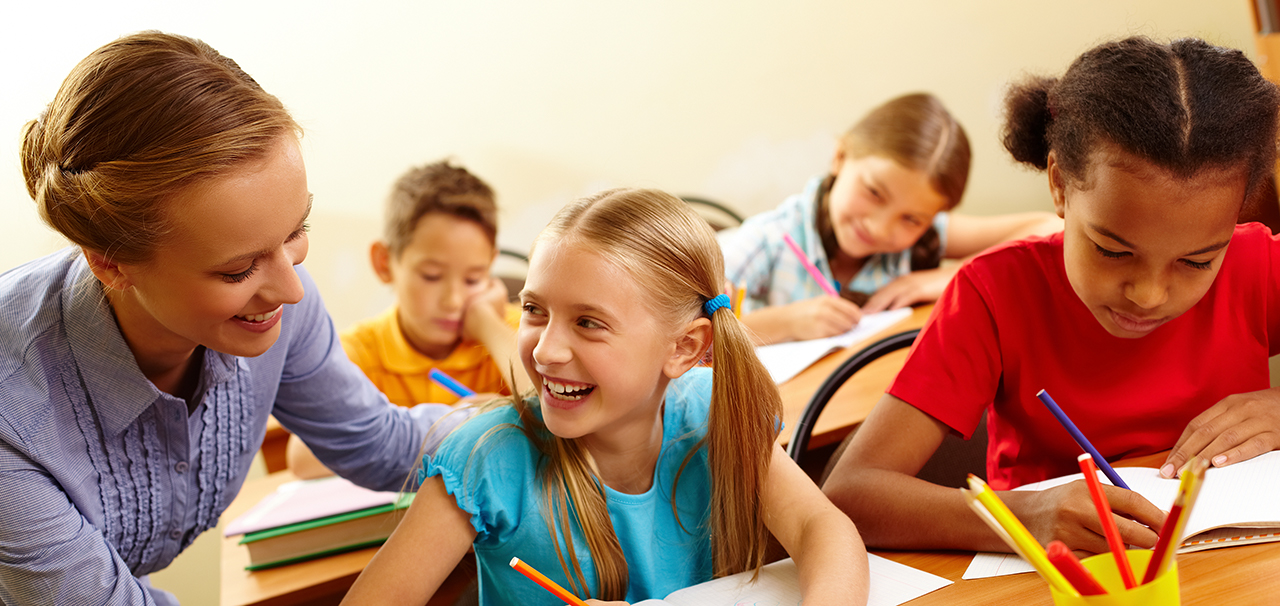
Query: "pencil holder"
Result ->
[[1049, 549, 1179, 606]]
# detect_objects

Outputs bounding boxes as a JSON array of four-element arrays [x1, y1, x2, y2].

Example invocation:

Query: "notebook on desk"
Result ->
[[964, 449, 1280, 579], [754, 308, 912, 384], [633, 554, 950, 606]]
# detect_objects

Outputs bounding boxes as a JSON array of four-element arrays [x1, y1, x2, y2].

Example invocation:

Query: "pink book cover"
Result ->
[[224, 476, 400, 536]]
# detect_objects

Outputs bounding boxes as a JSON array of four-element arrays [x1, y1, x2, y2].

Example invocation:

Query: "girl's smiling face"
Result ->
[[518, 239, 685, 446], [826, 152, 950, 261], [1052, 145, 1245, 338]]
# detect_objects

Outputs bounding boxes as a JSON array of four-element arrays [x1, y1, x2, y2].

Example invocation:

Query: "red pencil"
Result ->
[[1142, 457, 1209, 584], [1046, 540, 1107, 595], [1078, 453, 1136, 589]]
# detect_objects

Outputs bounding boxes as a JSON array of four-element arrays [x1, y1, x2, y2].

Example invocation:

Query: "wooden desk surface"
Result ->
[[777, 304, 933, 448]]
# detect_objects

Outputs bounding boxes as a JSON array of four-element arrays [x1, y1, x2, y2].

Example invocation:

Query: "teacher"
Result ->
[[0, 32, 458, 605]]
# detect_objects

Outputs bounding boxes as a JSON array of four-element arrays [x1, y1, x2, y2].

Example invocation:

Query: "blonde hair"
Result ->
[[841, 92, 971, 210], [20, 31, 299, 265], [498, 188, 782, 599]]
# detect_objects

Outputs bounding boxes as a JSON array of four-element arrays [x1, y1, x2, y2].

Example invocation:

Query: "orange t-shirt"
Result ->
[[340, 305, 521, 406]]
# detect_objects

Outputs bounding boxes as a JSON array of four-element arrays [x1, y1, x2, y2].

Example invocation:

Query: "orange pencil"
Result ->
[[1078, 453, 1136, 589], [509, 557, 589, 606]]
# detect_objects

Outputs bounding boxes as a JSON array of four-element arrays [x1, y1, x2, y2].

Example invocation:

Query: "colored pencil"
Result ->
[[781, 233, 839, 298], [429, 368, 475, 398], [734, 282, 746, 318], [1078, 453, 1136, 589], [1036, 389, 1130, 490], [1046, 540, 1107, 595], [1142, 456, 1209, 584], [965, 476, 1079, 596], [509, 557, 589, 606]]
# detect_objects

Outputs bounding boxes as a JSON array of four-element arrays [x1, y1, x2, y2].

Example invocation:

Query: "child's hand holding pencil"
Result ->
[[991, 477, 1163, 554]]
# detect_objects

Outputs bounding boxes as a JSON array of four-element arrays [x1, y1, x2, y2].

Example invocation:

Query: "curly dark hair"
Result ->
[[1002, 37, 1280, 201]]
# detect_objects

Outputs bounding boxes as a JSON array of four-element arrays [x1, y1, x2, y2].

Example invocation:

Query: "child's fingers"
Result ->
[[1102, 486, 1163, 549], [1162, 389, 1280, 477]]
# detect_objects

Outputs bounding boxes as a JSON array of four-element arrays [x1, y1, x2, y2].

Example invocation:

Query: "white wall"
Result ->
[[0, 2, 1257, 604]]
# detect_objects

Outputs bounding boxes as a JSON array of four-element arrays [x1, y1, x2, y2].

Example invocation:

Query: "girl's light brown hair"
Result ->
[[383, 160, 498, 258], [841, 92, 972, 210], [502, 188, 782, 599], [21, 31, 299, 265]]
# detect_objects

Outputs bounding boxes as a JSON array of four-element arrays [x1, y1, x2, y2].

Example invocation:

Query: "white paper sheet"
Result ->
[[634, 554, 951, 606], [754, 308, 913, 384]]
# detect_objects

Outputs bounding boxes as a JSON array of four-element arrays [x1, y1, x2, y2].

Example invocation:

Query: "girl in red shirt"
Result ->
[[823, 36, 1280, 554]]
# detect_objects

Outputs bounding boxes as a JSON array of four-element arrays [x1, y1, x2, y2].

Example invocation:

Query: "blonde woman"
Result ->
[[342, 189, 868, 605], [0, 32, 459, 605]]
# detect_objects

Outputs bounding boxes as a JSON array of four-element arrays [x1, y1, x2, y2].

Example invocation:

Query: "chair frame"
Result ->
[[785, 329, 920, 464]]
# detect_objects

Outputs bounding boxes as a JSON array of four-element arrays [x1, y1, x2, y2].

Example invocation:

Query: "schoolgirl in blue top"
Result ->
[[342, 189, 869, 605], [0, 32, 457, 605]]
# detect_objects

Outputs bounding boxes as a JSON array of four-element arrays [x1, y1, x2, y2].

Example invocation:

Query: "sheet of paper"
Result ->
[[962, 450, 1280, 579], [754, 308, 913, 384], [645, 554, 950, 606]]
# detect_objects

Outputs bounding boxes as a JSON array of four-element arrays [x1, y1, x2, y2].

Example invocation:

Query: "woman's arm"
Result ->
[[341, 476, 478, 605], [761, 444, 869, 606], [822, 395, 1163, 553]]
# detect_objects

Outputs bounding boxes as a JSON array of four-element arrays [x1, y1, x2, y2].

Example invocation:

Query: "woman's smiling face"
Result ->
[[112, 135, 313, 359]]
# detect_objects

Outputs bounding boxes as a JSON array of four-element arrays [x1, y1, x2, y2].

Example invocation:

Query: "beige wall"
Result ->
[[0, 2, 1257, 604]]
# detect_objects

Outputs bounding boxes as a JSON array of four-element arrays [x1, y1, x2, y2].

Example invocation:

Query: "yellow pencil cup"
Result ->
[[1049, 549, 1179, 606]]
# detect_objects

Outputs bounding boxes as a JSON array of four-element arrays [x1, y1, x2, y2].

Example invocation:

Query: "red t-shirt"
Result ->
[[889, 223, 1280, 489]]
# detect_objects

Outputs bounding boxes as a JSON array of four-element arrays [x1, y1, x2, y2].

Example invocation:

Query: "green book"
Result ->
[[239, 492, 415, 570]]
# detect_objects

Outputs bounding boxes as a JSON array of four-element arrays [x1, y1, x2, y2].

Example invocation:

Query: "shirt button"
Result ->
[[174, 461, 189, 473], [169, 529, 182, 541]]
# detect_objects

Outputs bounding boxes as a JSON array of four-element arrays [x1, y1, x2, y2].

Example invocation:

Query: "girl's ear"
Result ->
[[83, 249, 134, 291], [1046, 151, 1067, 219], [664, 317, 713, 379], [829, 142, 848, 176], [369, 241, 394, 284]]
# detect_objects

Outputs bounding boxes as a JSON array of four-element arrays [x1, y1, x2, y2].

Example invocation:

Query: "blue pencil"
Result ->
[[429, 368, 475, 398], [1035, 389, 1130, 490]]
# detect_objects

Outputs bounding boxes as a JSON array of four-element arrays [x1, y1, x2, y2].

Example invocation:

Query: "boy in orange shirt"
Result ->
[[289, 161, 525, 476]]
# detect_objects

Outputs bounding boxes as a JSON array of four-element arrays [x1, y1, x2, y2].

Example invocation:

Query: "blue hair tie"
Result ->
[[703, 293, 731, 316]]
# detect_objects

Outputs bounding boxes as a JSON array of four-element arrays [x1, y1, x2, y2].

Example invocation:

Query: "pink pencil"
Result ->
[[781, 233, 839, 297]]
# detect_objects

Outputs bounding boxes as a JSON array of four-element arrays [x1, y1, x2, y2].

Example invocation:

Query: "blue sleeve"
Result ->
[[424, 407, 535, 546], [0, 441, 163, 606], [269, 266, 467, 492]]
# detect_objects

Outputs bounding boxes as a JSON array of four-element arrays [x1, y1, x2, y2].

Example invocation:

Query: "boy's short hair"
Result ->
[[383, 160, 497, 257]]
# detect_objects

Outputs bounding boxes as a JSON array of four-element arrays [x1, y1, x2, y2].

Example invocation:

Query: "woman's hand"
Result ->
[[862, 267, 956, 313], [1161, 387, 1280, 478], [1004, 480, 1164, 554]]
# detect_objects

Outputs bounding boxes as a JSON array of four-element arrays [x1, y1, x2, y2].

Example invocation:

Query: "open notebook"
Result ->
[[633, 554, 950, 606], [964, 449, 1280, 579], [754, 308, 912, 384]]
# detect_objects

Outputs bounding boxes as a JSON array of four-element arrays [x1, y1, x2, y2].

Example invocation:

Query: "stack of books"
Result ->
[[223, 476, 413, 570]]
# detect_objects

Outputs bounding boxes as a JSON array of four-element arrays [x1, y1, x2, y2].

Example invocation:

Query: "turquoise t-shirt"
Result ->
[[425, 368, 714, 605]]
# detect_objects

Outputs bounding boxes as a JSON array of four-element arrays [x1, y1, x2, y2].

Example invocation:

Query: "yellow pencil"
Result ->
[[966, 475, 1079, 596], [734, 283, 746, 318]]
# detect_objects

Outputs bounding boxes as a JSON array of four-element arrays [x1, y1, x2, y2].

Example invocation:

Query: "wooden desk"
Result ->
[[220, 471, 473, 606], [777, 304, 933, 449], [874, 452, 1280, 605]]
